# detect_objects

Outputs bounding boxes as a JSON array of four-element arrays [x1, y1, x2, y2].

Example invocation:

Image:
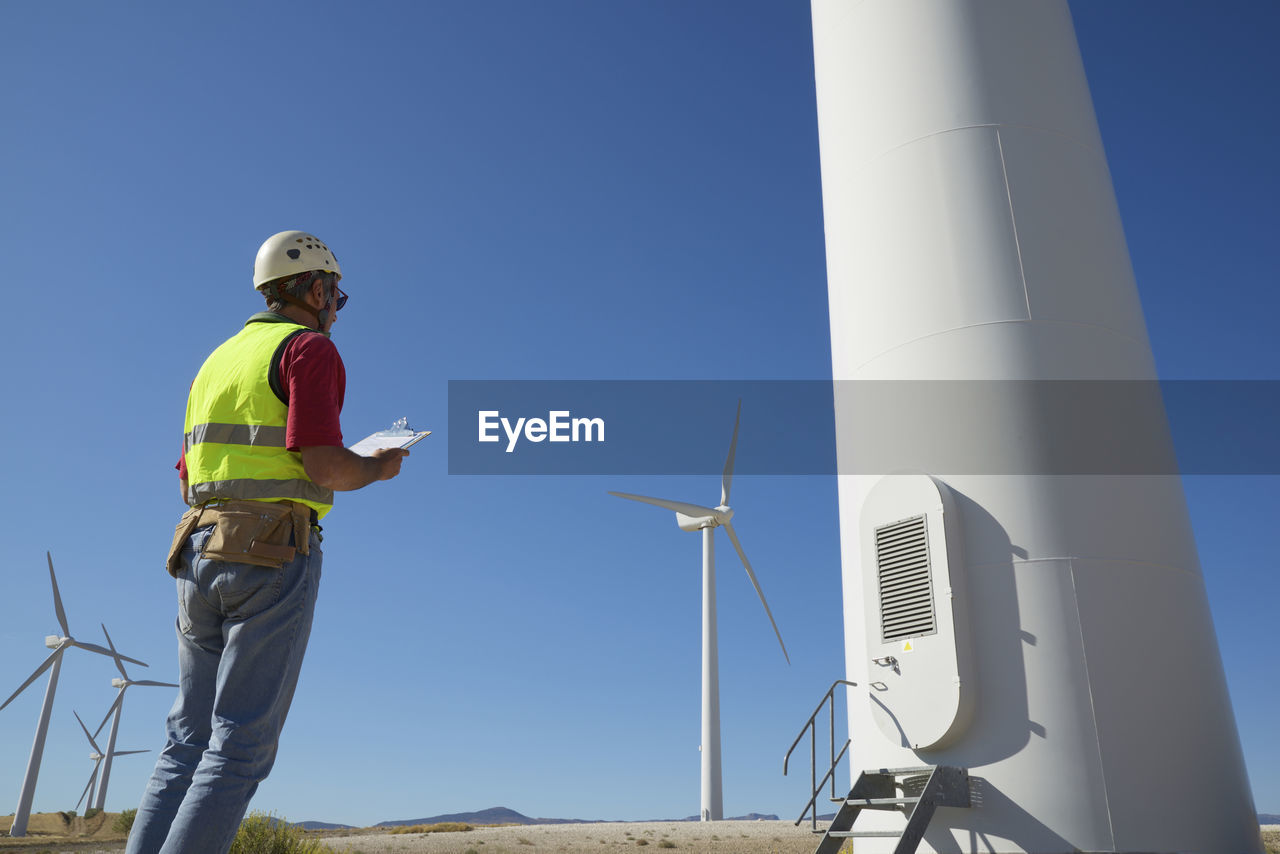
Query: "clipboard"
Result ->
[[348, 418, 432, 457]]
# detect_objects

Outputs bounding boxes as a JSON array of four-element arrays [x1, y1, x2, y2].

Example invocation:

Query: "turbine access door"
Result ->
[[860, 474, 973, 751]]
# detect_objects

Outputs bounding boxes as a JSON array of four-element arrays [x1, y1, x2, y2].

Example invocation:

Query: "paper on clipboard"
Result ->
[[349, 418, 431, 457]]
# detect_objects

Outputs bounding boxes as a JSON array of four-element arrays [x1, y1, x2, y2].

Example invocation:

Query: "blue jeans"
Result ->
[[126, 523, 322, 854]]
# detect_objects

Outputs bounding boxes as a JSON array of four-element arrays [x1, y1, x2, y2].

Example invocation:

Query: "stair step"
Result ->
[[865, 765, 934, 776], [846, 796, 920, 807], [828, 830, 902, 838]]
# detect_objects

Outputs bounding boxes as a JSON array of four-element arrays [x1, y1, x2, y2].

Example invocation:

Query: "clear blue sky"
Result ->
[[0, 0, 1275, 828]]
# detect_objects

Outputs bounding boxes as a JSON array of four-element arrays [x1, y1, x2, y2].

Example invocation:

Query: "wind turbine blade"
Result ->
[[0, 648, 62, 712], [101, 624, 130, 680], [722, 522, 790, 665], [113, 749, 149, 756], [721, 399, 741, 506], [95, 693, 125, 740], [609, 492, 719, 518], [133, 680, 179, 688], [74, 710, 101, 753], [48, 552, 70, 637], [73, 640, 148, 668], [76, 766, 98, 812]]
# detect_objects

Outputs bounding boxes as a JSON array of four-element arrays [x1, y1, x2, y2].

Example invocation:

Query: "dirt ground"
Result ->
[[317, 823, 1280, 854], [317, 821, 821, 854], [0, 817, 818, 854], [0, 811, 127, 851], [2, 814, 1273, 853]]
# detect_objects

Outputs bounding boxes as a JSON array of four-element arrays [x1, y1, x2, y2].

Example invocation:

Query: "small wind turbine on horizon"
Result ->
[[72, 709, 147, 813], [610, 401, 788, 822], [91, 625, 175, 811], [0, 552, 147, 838]]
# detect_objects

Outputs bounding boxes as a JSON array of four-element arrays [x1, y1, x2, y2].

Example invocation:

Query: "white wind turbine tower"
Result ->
[[0, 552, 147, 838], [72, 709, 147, 813], [611, 402, 789, 822], [92, 625, 175, 811]]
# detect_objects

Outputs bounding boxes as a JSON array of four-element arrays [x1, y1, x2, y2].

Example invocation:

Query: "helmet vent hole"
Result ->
[[287, 249, 301, 260]]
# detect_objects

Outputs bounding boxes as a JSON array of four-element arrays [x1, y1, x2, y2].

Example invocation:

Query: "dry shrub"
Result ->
[[229, 812, 334, 854], [389, 822, 474, 835], [114, 808, 137, 833]]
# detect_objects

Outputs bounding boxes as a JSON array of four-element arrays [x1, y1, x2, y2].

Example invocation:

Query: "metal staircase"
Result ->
[[785, 681, 970, 854], [817, 764, 971, 854]]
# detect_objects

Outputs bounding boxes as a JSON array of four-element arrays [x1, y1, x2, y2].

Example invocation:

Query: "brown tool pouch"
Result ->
[[166, 500, 312, 576], [167, 506, 206, 577]]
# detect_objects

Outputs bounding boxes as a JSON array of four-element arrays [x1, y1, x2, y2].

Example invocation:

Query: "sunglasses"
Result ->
[[330, 282, 348, 311]]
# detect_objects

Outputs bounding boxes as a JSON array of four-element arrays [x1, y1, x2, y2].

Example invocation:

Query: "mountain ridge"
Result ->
[[296, 806, 781, 831]]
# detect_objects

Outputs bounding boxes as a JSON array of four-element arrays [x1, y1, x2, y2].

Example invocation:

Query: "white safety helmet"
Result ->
[[253, 230, 342, 290]]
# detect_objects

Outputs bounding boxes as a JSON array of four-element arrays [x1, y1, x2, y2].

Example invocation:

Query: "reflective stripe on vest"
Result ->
[[185, 423, 288, 448], [184, 316, 335, 519]]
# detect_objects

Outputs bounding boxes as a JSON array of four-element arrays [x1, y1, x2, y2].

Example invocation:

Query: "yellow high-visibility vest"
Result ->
[[183, 314, 335, 519]]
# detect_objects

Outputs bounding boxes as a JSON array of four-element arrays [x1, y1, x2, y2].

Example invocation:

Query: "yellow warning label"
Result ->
[[901, 640, 914, 653]]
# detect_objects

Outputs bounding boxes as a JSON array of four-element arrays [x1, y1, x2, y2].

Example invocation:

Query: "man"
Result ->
[[126, 231, 407, 854]]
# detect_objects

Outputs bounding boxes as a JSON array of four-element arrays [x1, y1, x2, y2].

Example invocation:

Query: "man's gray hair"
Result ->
[[262, 270, 335, 313]]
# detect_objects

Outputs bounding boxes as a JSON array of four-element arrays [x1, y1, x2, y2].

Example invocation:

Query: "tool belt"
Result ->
[[167, 499, 314, 576]]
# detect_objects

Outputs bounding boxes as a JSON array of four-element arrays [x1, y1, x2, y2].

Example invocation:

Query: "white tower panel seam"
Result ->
[[1066, 560, 1116, 852]]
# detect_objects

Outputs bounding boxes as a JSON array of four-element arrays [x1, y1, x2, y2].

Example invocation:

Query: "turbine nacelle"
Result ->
[[111, 678, 126, 689], [676, 506, 733, 532], [44, 636, 63, 650]]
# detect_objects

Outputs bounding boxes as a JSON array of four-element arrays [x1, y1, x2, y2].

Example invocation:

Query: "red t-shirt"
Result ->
[[177, 330, 346, 478]]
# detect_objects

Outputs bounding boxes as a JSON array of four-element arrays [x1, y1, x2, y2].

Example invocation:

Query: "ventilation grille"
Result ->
[[875, 515, 936, 642]]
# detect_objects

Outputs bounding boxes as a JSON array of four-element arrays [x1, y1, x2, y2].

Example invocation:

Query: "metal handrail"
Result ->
[[783, 679, 857, 831]]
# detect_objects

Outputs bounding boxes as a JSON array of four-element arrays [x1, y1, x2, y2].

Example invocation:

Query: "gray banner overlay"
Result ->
[[446, 380, 1279, 475]]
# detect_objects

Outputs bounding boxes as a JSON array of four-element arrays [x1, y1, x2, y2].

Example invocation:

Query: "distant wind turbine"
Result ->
[[610, 401, 788, 822], [91, 625, 175, 811], [72, 709, 147, 813], [0, 552, 147, 838]]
